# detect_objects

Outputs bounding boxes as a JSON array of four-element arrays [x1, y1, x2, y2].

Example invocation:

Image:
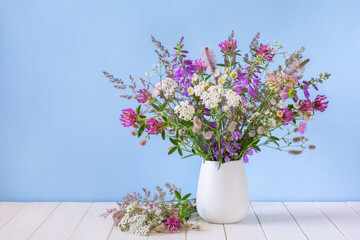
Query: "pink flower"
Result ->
[[299, 99, 314, 114], [281, 108, 295, 125], [280, 88, 289, 100], [299, 122, 307, 134], [145, 118, 163, 135], [164, 215, 181, 232], [120, 109, 138, 127], [313, 95, 328, 112], [193, 58, 207, 73], [135, 89, 151, 103], [219, 39, 237, 52], [139, 138, 147, 146], [257, 44, 275, 61]]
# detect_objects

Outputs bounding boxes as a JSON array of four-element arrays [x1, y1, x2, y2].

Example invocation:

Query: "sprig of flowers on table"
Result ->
[[104, 31, 330, 168], [101, 183, 199, 236]]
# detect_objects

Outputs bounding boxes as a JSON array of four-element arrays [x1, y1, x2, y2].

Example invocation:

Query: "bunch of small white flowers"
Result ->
[[190, 81, 209, 97], [225, 89, 241, 108], [174, 101, 195, 121], [200, 85, 225, 109]]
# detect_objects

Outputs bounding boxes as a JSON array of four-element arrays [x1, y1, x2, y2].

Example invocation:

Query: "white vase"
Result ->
[[196, 160, 250, 223]]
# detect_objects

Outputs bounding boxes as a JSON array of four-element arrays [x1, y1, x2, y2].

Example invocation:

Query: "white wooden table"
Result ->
[[0, 202, 359, 240]]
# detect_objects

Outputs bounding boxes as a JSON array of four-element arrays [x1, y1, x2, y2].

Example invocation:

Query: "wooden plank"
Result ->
[[347, 202, 360, 215], [108, 227, 148, 240], [0, 202, 27, 229], [0, 202, 59, 240], [29, 202, 92, 240], [251, 202, 307, 240], [69, 202, 116, 240], [224, 206, 266, 240], [285, 202, 347, 240], [148, 230, 186, 240], [316, 202, 360, 240], [186, 220, 226, 240]]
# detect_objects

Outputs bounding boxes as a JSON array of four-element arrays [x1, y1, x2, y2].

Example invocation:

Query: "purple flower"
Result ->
[[193, 58, 207, 73], [231, 131, 243, 140], [243, 149, 254, 164], [145, 118, 163, 135], [280, 88, 289, 100], [313, 95, 328, 112], [173, 59, 197, 96], [256, 44, 275, 61], [224, 156, 230, 162], [119, 109, 138, 127], [164, 215, 181, 232], [299, 122, 307, 135], [135, 89, 151, 103], [219, 39, 237, 53], [299, 99, 314, 114], [281, 108, 295, 125]]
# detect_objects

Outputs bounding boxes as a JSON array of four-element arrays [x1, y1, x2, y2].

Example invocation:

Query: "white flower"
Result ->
[[174, 101, 195, 121], [277, 110, 283, 117], [200, 85, 225, 109], [293, 102, 300, 110], [230, 71, 237, 79], [270, 99, 277, 105], [225, 89, 241, 108], [193, 81, 209, 97], [192, 74, 198, 82], [253, 112, 260, 117], [145, 72, 151, 77], [219, 75, 227, 84], [214, 69, 221, 77], [152, 78, 174, 98], [268, 118, 276, 127], [222, 67, 229, 73], [278, 100, 287, 109], [188, 87, 194, 95]]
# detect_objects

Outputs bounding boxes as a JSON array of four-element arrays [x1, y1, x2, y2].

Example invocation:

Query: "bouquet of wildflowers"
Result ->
[[105, 31, 329, 168], [102, 183, 200, 236]]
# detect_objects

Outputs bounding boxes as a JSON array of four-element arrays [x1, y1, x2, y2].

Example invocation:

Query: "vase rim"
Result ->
[[202, 160, 243, 165]]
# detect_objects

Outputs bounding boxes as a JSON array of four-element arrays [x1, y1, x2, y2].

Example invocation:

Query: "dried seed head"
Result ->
[[294, 128, 299, 132], [130, 131, 136, 136], [228, 121, 237, 132], [293, 137, 301, 143], [204, 131, 213, 140], [288, 150, 303, 155], [309, 145, 316, 149], [156, 224, 166, 232], [257, 126, 265, 135], [139, 138, 147, 146], [249, 130, 256, 137]]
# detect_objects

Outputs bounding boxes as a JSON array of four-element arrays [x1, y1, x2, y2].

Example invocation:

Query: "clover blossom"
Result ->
[[257, 44, 275, 61], [219, 39, 237, 53], [164, 215, 181, 232], [146, 118, 163, 135], [135, 89, 151, 103], [120, 109, 138, 127], [280, 108, 295, 125]]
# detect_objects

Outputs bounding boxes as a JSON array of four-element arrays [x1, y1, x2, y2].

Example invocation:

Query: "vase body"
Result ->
[[196, 160, 250, 223]]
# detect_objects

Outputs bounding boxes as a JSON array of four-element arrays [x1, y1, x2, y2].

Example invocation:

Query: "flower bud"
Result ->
[[193, 126, 199, 133], [139, 138, 147, 146], [257, 126, 265, 135], [228, 121, 236, 132], [204, 131, 213, 140], [293, 137, 301, 143], [130, 131, 136, 136], [249, 130, 256, 137], [193, 116, 202, 129]]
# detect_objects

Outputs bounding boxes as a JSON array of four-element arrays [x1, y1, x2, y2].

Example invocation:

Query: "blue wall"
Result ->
[[1, 0, 359, 201]]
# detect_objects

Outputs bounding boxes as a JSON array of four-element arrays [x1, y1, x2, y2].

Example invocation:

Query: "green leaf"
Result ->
[[161, 130, 166, 140], [151, 104, 161, 112], [137, 125, 145, 138], [253, 145, 261, 152], [161, 102, 168, 111], [178, 147, 183, 156], [169, 138, 178, 146], [174, 190, 181, 200], [182, 193, 191, 200], [135, 105, 141, 115], [205, 74, 211, 80], [216, 63, 225, 67], [182, 212, 190, 218], [174, 202, 180, 208], [270, 136, 280, 141], [181, 153, 197, 159], [139, 115, 146, 119], [168, 146, 178, 155]]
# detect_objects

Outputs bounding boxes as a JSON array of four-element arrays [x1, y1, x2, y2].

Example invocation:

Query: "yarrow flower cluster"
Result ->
[[107, 30, 330, 170], [174, 101, 195, 121]]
